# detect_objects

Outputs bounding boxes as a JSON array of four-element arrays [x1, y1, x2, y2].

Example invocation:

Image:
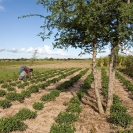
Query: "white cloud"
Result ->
[[0, 0, 5, 12], [7, 48, 18, 53], [0, 47, 6, 52], [26, 47, 34, 53], [6, 45, 67, 57], [43, 45, 52, 54], [19, 48, 26, 52], [0, 5, 4, 11]]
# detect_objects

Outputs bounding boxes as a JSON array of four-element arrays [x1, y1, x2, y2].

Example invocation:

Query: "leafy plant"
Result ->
[[49, 123, 76, 133], [0, 99, 11, 109], [0, 89, 6, 97], [6, 92, 25, 103], [7, 87, 16, 91], [21, 90, 31, 98], [55, 112, 78, 125], [14, 108, 37, 120], [0, 117, 27, 133], [32, 102, 44, 110], [66, 103, 82, 114]]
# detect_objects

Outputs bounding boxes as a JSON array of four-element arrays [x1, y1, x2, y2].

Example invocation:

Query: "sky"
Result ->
[[0, 0, 111, 59]]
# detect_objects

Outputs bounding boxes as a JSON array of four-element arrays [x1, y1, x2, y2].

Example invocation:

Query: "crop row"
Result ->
[[0, 68, 78, 90], [0, 68, 81, 109], [49, 72, 94, 133], [0, 68, 89, 132], [101, 69, 133, 130]]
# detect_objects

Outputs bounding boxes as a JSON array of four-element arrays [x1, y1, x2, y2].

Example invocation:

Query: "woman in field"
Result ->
[[18, 66, 33, 80]]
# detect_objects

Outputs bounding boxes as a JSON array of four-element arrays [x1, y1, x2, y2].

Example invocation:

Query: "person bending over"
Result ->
[[18, 66, 33, 80]]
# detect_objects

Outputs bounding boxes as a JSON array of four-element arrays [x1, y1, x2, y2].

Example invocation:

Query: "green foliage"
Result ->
[[21, 90, 31, 98], [55, 112, 78, 125], [49, 123, 76, 133], [1, 83, 9, 88], [33, 102, 44, 110], [41, 90, 60, 102], [118, 129, 133, 133], [0, 89, 6, 97], [28, 85, 39, 93], [113, 94, 122, 105], [110, 95, 133, 128], [0, 117, 27, 133], [14, 108, 37, 120], [125, 56, 133, 71], [6, 92, 25, 103], [66, 103, 82, 114], [0, 99, 11, 109], [7, 87, 16, 91], [110, 111, 133, 128], [69, 96, 80, 105]]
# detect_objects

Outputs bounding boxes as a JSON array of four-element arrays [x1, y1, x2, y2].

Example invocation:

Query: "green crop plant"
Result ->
[[66, 103, 82, 114], [69, 96, 80, 105], [1, 83, 9, 88], [10, 82, 16, 86], [49, 123, 76, 133], [0, 80, 4, 84], [33, 102, 44, 110], [28, 85, 39, 93], [6, 92, 25, 103], [0, 117, 27, 133], [21, 90, 31, 98], [55, 112, 78, 125], [0, 99, 11, 109], [41, 90, 60, 102], [0, 89, 6, 97], [7, 87, 16, 92], [14, 108, 37, 120]]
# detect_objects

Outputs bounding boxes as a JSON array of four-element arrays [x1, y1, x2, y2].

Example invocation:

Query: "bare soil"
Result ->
[[1, 62, 133, 133]]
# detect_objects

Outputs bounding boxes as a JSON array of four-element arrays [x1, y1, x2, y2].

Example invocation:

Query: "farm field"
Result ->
[[0, 60, 133, 133]]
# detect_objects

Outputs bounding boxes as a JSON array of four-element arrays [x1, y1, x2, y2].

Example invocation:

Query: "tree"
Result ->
[[103, 0, 133, 115], [19, 0, 133, 115]]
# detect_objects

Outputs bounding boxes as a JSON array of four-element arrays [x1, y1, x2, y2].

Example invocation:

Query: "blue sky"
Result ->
[[0, 0, 110, 59]]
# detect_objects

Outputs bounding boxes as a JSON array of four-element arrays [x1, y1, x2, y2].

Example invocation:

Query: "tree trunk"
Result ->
[[105, 47, 115, 115], [106, 44, 119, 115], [127, 0, 130, 4], [92, 41, 104, 114]]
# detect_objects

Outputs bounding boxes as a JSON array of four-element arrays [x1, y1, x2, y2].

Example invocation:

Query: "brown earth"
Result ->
[[0, 62, 133, 133]]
